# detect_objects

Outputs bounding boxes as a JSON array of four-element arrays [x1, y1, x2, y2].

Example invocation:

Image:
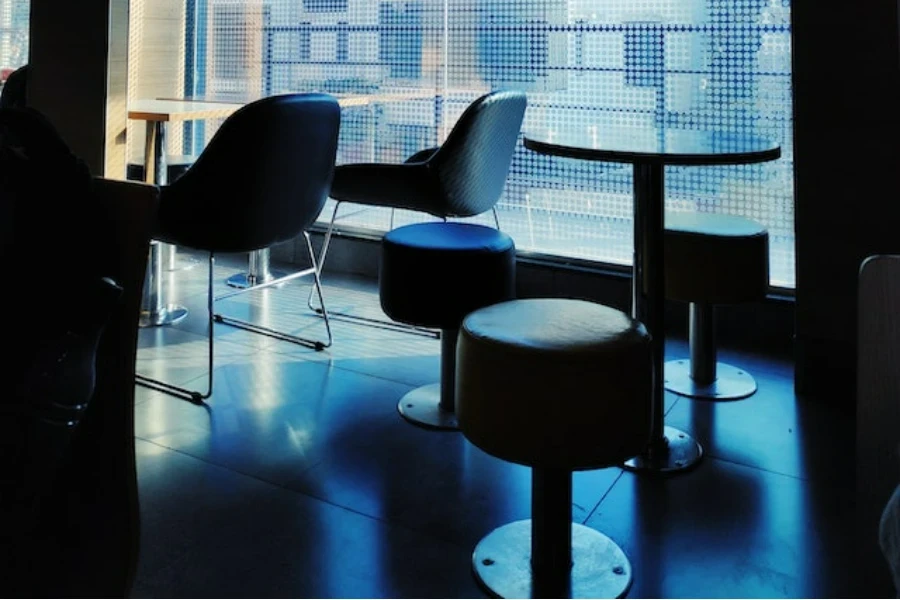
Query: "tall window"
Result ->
[[0, 0, 29, 79], [130, 0, 795, 288]]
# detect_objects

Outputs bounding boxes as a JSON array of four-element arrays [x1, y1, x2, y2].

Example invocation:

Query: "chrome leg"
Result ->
[[689, 302, 717, 384], [307, 201, 440, 339], [492, 206, 501, 230], [397, 328, 459, 430], [163, 242, 201, 272], [139, 240, 189, 328], [215, 232, 332, 350], [307, 201, 341, 313], [139, 119, 193, 325], [623, 162, 703, 474], [135, 253, 215, 405], [226, 247, 288, 289], [664, 302, 758, 400]]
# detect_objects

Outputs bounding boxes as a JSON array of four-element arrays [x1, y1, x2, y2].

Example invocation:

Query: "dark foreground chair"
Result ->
[[0, 178, 157, 597]]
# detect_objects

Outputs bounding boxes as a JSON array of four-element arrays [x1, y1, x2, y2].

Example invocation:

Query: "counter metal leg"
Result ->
[[139, 240, 188, 327], [138, 119, 189, 328], [164, 242, 201, 272], [226, 248, 287, 289], [622, 162, 703, 474]]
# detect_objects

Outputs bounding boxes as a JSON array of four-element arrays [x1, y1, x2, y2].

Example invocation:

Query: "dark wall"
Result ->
[[792, 0, 900, 404], [792, 0, 900, 594], [28, 0, 112, 174]]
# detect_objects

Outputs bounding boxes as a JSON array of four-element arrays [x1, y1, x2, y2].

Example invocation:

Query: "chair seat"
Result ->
[[665, 211, 769, 304], [456, 298, 652, 470], [379, 222, 516, 329], [330, 162, 443, 215]]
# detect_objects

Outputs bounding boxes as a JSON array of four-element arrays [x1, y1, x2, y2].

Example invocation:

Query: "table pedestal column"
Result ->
[[622, 162, 703, 474], [226, 248, 287, 289], [139, 120, 190, 328]]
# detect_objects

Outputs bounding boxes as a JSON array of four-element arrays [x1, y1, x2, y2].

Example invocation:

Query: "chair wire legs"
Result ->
[[215, 232, 332, 350], [136, 236, 330, 405], [307, 201, 440, 339], [135, 254, 215, 406], [216, 232, 333, 350]]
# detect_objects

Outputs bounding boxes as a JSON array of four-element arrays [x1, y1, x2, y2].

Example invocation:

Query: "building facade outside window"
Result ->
[[130, 0, 795, 288], [0, 0, 29, 85]]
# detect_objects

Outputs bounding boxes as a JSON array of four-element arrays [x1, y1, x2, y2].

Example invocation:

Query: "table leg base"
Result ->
[[166, 256, 202, 272], [622, 425, 703, 474], [472, 520, 633, 599], [226, 271, 288, 289], [139, 304, 189, 328], [397, 383, 458, 431], [161, 244, 201, 272], [664, 360, 758, 400]]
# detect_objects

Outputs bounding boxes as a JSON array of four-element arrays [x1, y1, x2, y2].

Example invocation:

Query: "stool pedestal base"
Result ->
[[396, 328, 459, 431], [623, 425, 703, 474], [472, 520, 632, 599], [664, 359, 757, 400], [397, 383, 458, 431]]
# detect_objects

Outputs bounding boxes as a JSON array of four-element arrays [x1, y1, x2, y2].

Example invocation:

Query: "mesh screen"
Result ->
[[0, 0, 29, 75], [129, 0, 795, 287]]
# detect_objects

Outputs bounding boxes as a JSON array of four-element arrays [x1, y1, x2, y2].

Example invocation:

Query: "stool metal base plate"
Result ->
[[472, 520, 632, 599], [139, 304, 188, 328], [622, 425, 703, 474], [397, 383, 458, 431], [226, 271, 288, 289], [664, 360, 757, 400]]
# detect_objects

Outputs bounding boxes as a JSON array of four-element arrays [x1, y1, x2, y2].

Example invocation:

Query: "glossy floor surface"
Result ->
[[132, 250, 855, 598]]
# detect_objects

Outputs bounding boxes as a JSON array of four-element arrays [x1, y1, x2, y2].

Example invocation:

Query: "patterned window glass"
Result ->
[[128, 0, 795, 288], [0, 0, 29, 80]]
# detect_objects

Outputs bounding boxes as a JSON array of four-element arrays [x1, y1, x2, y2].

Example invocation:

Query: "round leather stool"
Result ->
[[663, 211, 769, 400], [380, 222, 516, 430], [456, 298, 652, 599]]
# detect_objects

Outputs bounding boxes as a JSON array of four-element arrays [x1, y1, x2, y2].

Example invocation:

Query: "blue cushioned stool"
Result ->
[[380, 222, 516, 430]]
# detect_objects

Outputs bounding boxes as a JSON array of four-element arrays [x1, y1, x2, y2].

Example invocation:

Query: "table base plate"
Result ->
[[139, 304, 189, 328], [622, 425, 703, 474]]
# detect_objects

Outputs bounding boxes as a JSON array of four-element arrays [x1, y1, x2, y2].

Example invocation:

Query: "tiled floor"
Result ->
[[131, 250, 854, 599]]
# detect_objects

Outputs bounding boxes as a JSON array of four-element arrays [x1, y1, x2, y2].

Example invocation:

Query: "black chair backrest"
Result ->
[[158, 93, 341, 253], [430, 89, 527, 217]]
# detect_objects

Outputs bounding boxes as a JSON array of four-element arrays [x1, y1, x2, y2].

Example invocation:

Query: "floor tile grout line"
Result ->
[[133, 436, 475, 553], [152, 329, 433, 391], [696, 452, 830, 485], [581, 469, 626, 526]]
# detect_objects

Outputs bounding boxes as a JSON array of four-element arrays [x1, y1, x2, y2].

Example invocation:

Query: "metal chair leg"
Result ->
[[306, 200, 341, 313], [215, 232, 332, 350], [135, 253, 215, 405], [307, 201, 440, 339]]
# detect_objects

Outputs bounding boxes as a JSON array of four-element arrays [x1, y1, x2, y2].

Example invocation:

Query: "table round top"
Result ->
[[523, 127, 781, 166]]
